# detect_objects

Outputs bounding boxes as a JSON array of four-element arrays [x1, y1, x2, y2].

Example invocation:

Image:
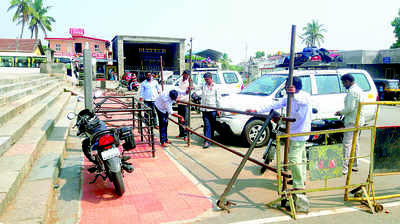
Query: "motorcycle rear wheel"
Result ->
[[111, 171, 125, 196]]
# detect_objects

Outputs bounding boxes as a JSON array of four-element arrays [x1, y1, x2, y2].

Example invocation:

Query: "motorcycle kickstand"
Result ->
[[89, 173, 107, 184]]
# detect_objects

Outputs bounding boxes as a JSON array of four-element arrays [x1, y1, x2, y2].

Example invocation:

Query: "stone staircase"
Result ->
[[0, 73, 78, 223]]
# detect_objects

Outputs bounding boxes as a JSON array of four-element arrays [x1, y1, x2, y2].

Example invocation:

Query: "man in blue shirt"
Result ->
[[139, 72, 161, 128], [248, 77, 312, 191], [155, 90, 184, 147]]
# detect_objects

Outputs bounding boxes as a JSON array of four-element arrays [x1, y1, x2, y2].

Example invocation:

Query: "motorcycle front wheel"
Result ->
[[82, 138, 96, 163], [111, 171, 125, 196], [260, 144, 276, 174]]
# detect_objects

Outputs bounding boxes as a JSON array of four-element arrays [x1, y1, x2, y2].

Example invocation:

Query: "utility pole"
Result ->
[[83, 42, 93, 110]]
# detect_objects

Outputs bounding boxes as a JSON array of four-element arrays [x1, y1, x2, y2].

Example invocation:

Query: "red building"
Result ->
[[45, 28, 113, 78], [45, 28, 109, 59]]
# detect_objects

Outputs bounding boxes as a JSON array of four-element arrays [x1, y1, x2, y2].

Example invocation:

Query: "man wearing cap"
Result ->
[[155, 90, 184, 147], [176, 70, 190, 141], [200, 72, 222, 148], [139, 72, 161, 129]]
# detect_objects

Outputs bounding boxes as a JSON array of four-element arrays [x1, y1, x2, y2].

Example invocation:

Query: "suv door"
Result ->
[[312, 74, 344, 119]]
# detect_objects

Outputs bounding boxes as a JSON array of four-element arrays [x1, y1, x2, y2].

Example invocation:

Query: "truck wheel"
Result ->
[[243, 120, 270, 147]]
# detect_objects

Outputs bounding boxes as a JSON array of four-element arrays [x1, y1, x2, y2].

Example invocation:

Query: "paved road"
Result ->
[[53, 98, 400, 223]]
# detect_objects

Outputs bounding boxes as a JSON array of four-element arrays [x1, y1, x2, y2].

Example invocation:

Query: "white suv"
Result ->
[[164, 69, 244, 97], [216, 69, 378, 147]]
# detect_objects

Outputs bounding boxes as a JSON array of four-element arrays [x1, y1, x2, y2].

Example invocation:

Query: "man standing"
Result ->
[[335, 74, 365, 175], [155, 90, 184, 147], [139, 72, 161, 129], [248, 77, 312, 191], [200, 72, 221, 148], [176, 70, 190, 141]]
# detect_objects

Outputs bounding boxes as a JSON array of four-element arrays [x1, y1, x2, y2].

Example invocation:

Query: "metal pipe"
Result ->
[[168, 118, 291, 178], [282, 25, 296, 192], [176, 100, 295, 122]]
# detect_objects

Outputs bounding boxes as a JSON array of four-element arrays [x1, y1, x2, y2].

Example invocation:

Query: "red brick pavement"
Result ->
[[80, 97, 212, 224]]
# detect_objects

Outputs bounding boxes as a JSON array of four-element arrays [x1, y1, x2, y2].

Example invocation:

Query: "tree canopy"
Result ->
[[8, 0, 55, 39], [391, 8, 400, 49], [300, 20, 326, 47], [255, 51, 265, 58], [29, 0, 55, 39]]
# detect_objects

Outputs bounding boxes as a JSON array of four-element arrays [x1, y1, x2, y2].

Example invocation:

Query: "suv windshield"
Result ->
[[241, 75, 286, 96]]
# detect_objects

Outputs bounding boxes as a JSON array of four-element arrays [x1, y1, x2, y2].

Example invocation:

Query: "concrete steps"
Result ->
[[0, 95, 77, 224], [0, 73, 79, 223]]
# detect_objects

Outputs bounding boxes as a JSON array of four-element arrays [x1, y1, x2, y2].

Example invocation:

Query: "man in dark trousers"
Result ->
[[176, 70, 190, 141], [155, 90, 184, 147], [199, 72, 221, 148], [139, 72, 161, 129]]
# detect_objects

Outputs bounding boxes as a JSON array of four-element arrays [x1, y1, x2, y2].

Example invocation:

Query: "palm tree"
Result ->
[[300, 20, 327, 47], [28, 0, 55, 39], [8, 0, 33, 38], [220, 53, 231, 70]]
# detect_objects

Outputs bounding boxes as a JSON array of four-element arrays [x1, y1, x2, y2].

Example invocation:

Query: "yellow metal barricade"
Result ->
[[346, 101, 400, 207], [267, 125, 376, 219]]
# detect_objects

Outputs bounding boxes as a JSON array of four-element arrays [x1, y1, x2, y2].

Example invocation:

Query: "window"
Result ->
[[0, 56, 14, 67], [74, 43, 82, 54], [339, 73, 371, 92], [55, 44, 61, 51], [242, 75, 286, 96], [275, 76, 311, 98], [31, 57, 46, 68], [315, 74, 341, 94], [15, 56, 29, 67], [222, 72, 239, 84], [94, 44, 100, 52], [299, 76, 312, 94]]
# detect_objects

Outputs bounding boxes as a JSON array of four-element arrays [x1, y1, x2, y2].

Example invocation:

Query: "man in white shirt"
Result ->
[[200, 72, 222, 148], [139, 72, 161, 129], [155, 90, 184, 147], [176, 70, 190, 140], [335, 74, 365, 175], [248, 77, 312, 191]]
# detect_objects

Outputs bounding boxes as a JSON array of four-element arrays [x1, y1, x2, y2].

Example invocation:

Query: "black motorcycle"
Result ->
[[67, 109, 136, 196], [260, 110, 344, 174]]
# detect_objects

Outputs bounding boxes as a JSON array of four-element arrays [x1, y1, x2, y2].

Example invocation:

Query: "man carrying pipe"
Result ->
[[247, 77, 312, 192]]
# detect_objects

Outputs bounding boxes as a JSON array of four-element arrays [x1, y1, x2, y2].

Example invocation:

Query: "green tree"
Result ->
[[8, 0, 33, 38], [390, 9, 400, 49], [300, 20, 327, 47], [219, 53, 232, 70], [255, 51, 265, 58], [28, 0, 55, 40]]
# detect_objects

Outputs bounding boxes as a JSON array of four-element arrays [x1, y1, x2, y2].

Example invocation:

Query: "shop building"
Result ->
[[112, 35, 185, 81]]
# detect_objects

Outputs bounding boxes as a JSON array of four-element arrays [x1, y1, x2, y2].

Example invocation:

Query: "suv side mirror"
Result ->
[[276, 88, 286, 98]]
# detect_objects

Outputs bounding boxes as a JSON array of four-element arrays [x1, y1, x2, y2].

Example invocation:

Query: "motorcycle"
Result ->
[[260, 110, 344, 174], [67, 109, 136, 196], [191, 92, 201, 112]]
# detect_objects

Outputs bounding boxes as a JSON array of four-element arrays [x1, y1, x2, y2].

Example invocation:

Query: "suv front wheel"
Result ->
[[242, 119, 270, 147]]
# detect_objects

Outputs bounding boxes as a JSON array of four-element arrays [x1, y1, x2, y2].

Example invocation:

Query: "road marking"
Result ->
[[230, 201, 400, 224]]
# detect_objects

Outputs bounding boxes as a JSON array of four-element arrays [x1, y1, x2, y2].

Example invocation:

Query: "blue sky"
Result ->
[[1, 0, 399, 63]]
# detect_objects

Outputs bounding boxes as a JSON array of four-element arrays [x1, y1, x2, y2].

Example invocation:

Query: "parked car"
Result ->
[[216, 69, 378, 147], [164, 69, 244, 97], [373, 78, 400, 101]]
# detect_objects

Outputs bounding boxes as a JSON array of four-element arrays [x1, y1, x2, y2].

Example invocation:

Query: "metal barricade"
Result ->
[[93, 94, 156, 157], [346, 101, 400, 208]]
